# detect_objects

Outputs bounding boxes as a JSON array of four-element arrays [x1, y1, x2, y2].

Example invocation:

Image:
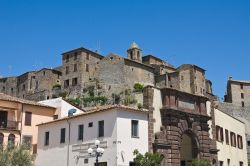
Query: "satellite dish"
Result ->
[[68, 108, 77, 117]]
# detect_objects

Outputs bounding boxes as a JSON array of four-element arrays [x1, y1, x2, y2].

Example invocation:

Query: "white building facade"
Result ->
[[39, 97, 84, 118], [35, 105, 148, 166]]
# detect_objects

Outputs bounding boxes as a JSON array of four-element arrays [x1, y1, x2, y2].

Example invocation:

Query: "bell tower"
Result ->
[[127, 42, 142, 62]]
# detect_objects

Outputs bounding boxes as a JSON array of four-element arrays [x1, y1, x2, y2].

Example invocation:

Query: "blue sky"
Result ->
[[0, 0, 250, 99]]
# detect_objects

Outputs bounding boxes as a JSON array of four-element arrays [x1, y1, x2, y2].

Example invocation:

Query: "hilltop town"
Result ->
[[0, 42, 249, 166]]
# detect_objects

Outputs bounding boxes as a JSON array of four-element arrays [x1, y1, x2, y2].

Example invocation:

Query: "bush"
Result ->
[[0, 144, 35, 166], [82, 96, 108, 105], [59, 92, 67, 98], [134, 83, 144, 93], [112, 93, 121, 104], [124, 96, 137, 106], [66, 98, 81, 106], [133, 149, 163, 166], [52, 84, 61, 89], [137, 103, 143, 109]]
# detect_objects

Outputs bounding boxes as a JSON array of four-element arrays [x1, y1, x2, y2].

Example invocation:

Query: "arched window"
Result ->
[[8, 134, 15, 145], [0, 133, 4, 145]]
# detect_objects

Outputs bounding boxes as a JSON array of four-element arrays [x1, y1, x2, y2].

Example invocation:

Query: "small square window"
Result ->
[[88, 122, 93, 127]]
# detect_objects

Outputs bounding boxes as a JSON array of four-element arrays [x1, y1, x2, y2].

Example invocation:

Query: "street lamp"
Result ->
[[88, 140, 105, 166]]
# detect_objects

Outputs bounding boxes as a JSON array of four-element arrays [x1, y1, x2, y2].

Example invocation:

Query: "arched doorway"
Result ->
[[180, 132, 198, 166]]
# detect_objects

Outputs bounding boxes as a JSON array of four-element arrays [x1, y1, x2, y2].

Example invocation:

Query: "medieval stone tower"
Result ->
[[127, 42, 142, 62]]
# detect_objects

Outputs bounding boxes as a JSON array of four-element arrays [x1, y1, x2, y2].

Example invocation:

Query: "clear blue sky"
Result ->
[[0, 0, 250, 99]]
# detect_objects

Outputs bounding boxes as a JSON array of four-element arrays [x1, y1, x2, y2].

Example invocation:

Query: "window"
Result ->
[[74, 52, 78, 60], [0, 133, 4, 145], [240, 161, 243, 166], [74, 64, 77, 72], [11, 88, 14, 94], [88, 122, 93, 127], [65, 66, 69, 75], [86, 64, 89, 72], [216, 125, 223, 142], [35, 81, 38, 89], [225, 129, 229, 145], [43, 71, 46, 76], [60, 128, 66, 143], [84, 159, 88, 164], [227, 159, 230, 166], [241, 101, 245, 107], [22, 136, 32, 149], [72, 78, 78, 86], [241, 93, 244, 99], [219, 161, 223, 166], [98, 120, 104, 137], [86, 53, 89, 60], [240, 83, 243, 89], [44, 131, 49, 146], [2, 86, 5, 91], [230, 132, 236, 147], [25, 112, 32, 126], [8, 134, 15, 145], [131, 120, 139, 138], [66, 54, 69, 62], [22, 84, 25, 91], [78, 124, 84, 141], [64, 80, 69, 88], [237, 135, 243, 149], [248, 141, 250, 146]]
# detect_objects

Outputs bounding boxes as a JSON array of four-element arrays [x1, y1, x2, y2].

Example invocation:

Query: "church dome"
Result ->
[[129, 42, 140, 49]]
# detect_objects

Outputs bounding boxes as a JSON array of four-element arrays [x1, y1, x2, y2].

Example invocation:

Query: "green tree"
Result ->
[[133, 149, 163, 166], [0, 144, 35, 166], [188, 159, 210, 166]]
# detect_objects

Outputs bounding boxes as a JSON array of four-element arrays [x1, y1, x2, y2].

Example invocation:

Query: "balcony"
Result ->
[[0, 120, 19, 130]]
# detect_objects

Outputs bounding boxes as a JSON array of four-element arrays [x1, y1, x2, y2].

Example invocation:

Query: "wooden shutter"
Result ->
[[25, 112, 32, 126]]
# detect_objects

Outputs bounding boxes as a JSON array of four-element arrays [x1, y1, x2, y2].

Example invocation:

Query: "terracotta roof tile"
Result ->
[[0, 93, 56, 109]]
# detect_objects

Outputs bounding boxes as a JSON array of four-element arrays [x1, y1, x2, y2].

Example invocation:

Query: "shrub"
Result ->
[[137, 103, 143, 109], [59, 92, 67, 98], [0, 144, 35, 166], [134, 83, 144, 93], [124, 96, 137, 105], [52, 84, 61, 89], [133, 149, 163, 166], [66, 98, 81, 106]]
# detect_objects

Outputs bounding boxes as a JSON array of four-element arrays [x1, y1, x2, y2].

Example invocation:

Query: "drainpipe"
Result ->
[[67, 119, 71, 166], [19, 104, 24, 143]]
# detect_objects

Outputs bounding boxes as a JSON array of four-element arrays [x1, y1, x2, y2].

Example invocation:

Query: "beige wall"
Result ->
[[0, 99, 55, 153], [21, 104, 55, 146], [214, 108, 248, 165]]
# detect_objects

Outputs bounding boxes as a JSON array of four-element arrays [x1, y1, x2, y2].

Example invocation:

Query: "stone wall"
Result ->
[[218, 102, 250, 134]]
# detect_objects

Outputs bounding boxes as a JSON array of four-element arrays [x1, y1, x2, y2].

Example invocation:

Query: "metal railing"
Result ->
[[0, 120, 19, 130]]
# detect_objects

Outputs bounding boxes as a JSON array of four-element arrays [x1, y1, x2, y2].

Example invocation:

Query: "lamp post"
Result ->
[[88, 140, 105, 166]]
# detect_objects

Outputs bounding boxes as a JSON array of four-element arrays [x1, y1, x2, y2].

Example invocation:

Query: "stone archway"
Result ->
[[153, 110, 213, 166]]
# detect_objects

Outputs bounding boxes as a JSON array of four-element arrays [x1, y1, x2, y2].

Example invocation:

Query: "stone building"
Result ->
[[0, 42, 211, 104], [224, 77, 250, 107], [0, 68, 61, 101]]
